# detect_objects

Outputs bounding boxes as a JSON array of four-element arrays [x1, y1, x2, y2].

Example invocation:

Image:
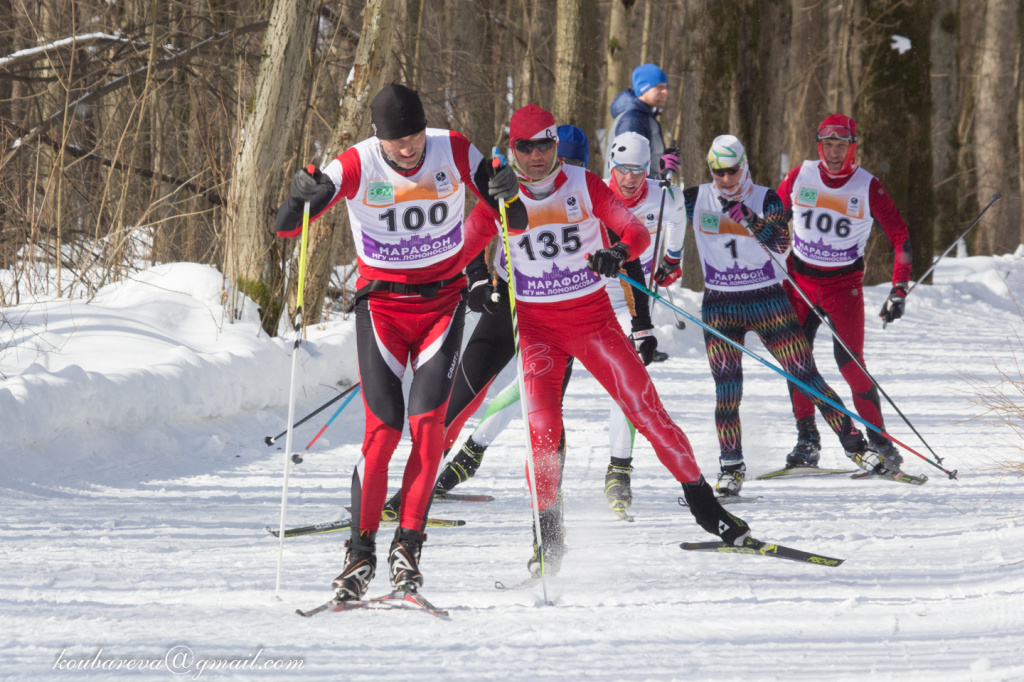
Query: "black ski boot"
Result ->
[[868, 430, 903, 473], [528, 505, 567, 577], [433, 437, 487, 495], [331, 530, 376, 601], [604, 457, 633, 513], [682, 476, 750, 546], [715, 460, 746, 497], [785, 416, 821, 468], [388, 527, 426, 593]]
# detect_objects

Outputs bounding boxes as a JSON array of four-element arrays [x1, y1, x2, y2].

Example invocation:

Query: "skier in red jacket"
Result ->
[[469, 104, 750, 576], [776, 113, 912, 474]]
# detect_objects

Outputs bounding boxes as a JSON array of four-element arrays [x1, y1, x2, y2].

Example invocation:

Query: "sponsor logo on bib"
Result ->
[[367, 181, 394, 206], [645, 212, 657, 230], [700, 212, 720, 234], [433, 169, 453, 195], [565, 195, 583, 222], [797, 186, 818, 205], [846, 195, 861, 217]]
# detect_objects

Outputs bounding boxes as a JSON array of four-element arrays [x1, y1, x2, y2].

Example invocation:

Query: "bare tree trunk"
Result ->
[[972, 0, 1020, 255], [553, 0, 583, 124], [784, 0, 829, 172], [224, 0, 319, 333], [604, 0, 636, 139], [930, 0, 961, 259], [299, 0, 401, 323], [856, 0, 935, 285], [639, 0, 656, 65]]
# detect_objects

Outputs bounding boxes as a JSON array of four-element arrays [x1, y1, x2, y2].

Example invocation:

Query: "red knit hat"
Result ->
[[509, 104, 558, 146], [817, 113, 858, 179]]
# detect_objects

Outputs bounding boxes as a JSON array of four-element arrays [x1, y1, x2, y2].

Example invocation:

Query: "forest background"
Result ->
[[1, 0, 1021, 336]]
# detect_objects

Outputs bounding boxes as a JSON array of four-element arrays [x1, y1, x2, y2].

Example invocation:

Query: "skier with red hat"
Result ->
[[273, 83, 526, 603], [464, 104, 750, 576], [775, 113, 913, 473]]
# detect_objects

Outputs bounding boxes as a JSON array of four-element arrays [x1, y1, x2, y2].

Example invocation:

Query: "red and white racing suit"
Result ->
[[777, 161, 912, 430], [477, 165, 704, 510]]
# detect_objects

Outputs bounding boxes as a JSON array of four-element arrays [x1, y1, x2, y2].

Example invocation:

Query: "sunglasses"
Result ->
[[560, 158, 586, 167], [514, 139, 556, 154], [613, 162, 648, 176], [711, 166, 741, 177], [817, 125, 856, 142]]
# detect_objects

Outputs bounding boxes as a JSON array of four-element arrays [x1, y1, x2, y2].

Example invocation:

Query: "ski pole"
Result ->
[[494, 148, 552, 605], [275, 169, 315, 599], [725, 200, 945, 467], [264, 382, 360, 446], [906, 192, 1002, 298], [618, 273, 958, 480], [298, 383, 363, 459]]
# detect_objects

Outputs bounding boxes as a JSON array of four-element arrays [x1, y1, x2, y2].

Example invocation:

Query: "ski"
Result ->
[[267, 516, 465, 538], [680, 537, 844, 567], [851, 470, 928, 485], [495, 575, 542, 591], [717, 494, 763, 505], [432, 492, 495, 503], [755, 466, 855, 480], [296, 590, 449, 619]]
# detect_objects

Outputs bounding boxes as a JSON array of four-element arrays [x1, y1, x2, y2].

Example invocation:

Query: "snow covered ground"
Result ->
[[3, 254, 1024, 680]]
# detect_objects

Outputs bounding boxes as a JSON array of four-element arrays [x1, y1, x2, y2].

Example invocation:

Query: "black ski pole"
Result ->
[[722, 197, 948, 470], [264, 382, 360, 446], [909, 192, 1001, 297]]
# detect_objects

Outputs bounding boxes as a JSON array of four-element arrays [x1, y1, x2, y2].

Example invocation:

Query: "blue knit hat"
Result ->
[[631, 64, 668, 97], [557, 125, 590, 167]]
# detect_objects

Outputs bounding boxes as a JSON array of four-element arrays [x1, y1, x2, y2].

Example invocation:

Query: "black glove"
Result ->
[[468, 278, 500, 314], [488, 162, 519, 201], [291, 165, 322, 202], [879, 283, 908, 323], [587, 243, 630, 278]]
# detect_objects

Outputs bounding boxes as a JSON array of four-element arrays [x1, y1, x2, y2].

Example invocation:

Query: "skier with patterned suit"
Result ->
[[274, 84, 526, 601], [776, 114, 912, 473], [655, 135, 870, 493], [465, 104, 750, 574]]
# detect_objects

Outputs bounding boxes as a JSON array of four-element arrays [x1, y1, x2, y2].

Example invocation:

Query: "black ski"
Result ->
[[680, 537, 844, 567], [267, 516, 465, 538], [432, 492, 495, 502], [851, 470, 928, 485], [755, 466, 855, 480], [297, 590, 449, 619]]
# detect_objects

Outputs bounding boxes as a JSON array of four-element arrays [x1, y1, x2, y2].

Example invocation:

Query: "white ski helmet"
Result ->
[[706, 135, 746, 170], [608, 131, 652, 170]]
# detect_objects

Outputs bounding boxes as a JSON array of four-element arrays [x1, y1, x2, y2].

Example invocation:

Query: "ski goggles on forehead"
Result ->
[[513, 138, 556, 154], [711, 165, 741, 177], [817, 125, 856, 142], [612, 162, 648, 176]]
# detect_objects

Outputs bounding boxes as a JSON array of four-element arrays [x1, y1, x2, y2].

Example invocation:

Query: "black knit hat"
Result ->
[[370, 84, 427, 140]]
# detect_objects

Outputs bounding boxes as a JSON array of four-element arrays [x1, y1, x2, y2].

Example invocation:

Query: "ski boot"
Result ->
[[604, 457, 634, 513], [868, 430, 903, 473], [528, 505, 567, 577], [433, 437, 487, 495], [845, 436, 882, 473], [681, 475, 750, 546], [715, 460, 746, 497], [331, 530, 377, 601], [785, 416, 821, 468], [388, 527, 426, 593]]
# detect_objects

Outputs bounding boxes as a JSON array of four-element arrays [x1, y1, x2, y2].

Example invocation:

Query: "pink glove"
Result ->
[[659, 147, 680, 179], [724, 200, 754, 227]]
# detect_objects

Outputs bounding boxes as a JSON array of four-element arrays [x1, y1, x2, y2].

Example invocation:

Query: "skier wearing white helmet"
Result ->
[[655, 135, 869, 495], [601, 131, 686, 516]]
